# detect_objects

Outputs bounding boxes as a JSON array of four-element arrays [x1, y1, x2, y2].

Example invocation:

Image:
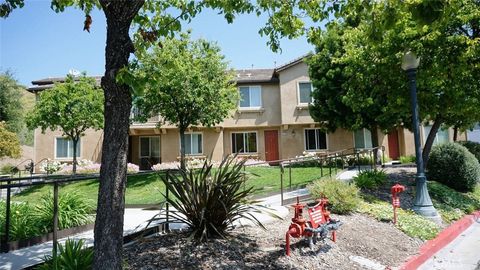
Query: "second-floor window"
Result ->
[[354, 129, 373, 149], [181, 133, 203, 155], [55, 137, 81, 158], [232, 132, 257, 153], [298, 82, 313, 104], [305, 129, 327, 151], [239, 86, 262, 108]]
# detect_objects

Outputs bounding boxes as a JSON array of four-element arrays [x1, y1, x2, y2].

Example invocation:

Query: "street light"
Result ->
[[401, 51, 441, 222]]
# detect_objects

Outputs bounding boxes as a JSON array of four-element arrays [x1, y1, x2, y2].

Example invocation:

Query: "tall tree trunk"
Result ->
[[422, 117, 443, 168], [179, 126, 186, 170], [370, 125, 379, 166], [93, 1, 144, 269], [453, 126, 458, 142], [72, 137, 78, 175]]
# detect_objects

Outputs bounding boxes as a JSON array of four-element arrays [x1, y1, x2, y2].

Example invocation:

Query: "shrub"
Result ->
[[400, 155, 416, 164], [427, 142, 480, 192], [37, 239, 93, 270], [308, 178, 361, 214], [0, 201, 41, 241], [160, 156, 271, 241], [127, 163, 139, 173], [353, 169, 387, 189], [457, 141, 480, 162], [0, 164, 16, 175], [35, 192, 94, 232]]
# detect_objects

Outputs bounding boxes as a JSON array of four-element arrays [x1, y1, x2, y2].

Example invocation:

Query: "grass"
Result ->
[[12, 165, 337, 206]]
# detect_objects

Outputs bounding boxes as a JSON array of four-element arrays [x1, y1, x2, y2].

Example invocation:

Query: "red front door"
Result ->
[[388, 130, 400, 160], [264, 130, 279, 163]]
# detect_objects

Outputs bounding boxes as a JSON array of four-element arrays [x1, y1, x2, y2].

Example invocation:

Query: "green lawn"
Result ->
[[12, 165, 337, 206]]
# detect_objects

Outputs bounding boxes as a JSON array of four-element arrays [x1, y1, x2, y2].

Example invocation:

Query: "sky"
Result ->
[[1, 1, 314, 86]]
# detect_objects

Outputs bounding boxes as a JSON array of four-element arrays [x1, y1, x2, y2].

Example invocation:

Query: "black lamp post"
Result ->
[[401, 51, 441, 221]]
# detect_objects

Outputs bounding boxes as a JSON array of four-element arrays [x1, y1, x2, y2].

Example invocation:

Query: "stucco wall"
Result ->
[[34, 128, 103, 171], [278, 62, 315, 125]]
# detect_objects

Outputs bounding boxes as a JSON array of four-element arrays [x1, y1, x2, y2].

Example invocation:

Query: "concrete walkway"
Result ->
[[418, 221, 480, 270]]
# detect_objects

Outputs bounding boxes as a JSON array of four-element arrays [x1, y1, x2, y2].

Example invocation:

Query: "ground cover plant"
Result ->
[[0, 201, 39, 241], [427, 142, 480, 192], [400, 155, 416, 164], [37, 239, 93, 270]]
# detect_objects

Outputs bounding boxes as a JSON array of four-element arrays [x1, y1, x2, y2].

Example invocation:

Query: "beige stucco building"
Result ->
[[28, 56, 465, 170]]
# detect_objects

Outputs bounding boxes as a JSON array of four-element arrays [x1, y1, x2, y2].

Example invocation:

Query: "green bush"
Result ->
[[308, 178, 361, 214], [35, 192, 94, 232], [37, 239, 93, 270], [427, 142, 480, 192], [400, 155, 416, 164], [0, 164, 16, 175], [353, 169, 387, 189], [161, 156, 272, 241], [0, 201, 41, 241], [358, 199, 440, 240], [458, 141, 480, 162]]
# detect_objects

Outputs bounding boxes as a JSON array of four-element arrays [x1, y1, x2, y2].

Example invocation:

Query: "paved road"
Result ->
[[419, 220, 480, 270]]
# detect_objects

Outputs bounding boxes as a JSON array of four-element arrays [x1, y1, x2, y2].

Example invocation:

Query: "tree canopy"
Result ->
[[26, 74, 104, 173], [125, 33, 238, 169], [0, 121, 21, 159]]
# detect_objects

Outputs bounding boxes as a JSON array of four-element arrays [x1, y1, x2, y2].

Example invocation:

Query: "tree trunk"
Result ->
[[72, 137, 78, 175], [422, 117, 443, 168], [179, 126, 186, 170], [93, 1, 144, 269], [370, 125, 380, 166], [453, 126, 458, 142]]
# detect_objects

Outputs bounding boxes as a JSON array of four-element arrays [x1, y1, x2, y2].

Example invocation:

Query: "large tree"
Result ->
[[26, 74, 104, 174], [124, 33, 238, 169], [0, 72, 25, 133]]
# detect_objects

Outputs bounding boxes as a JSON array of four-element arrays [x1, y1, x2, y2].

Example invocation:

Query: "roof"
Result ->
[[275, 52, 312, 72], [235, 69, 278, 84], [27, 76, 102, 93], [27, 54, 311, 92]]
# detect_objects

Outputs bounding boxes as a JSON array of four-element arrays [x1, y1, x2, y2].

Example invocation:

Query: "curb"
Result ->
[[399, 210, 480, 270]]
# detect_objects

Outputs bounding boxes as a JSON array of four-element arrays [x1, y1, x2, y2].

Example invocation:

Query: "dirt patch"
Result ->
[[124, 209, 421, 269]]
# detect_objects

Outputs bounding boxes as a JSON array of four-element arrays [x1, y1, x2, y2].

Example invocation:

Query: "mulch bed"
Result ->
[[124, 166, 425, 269], [124, 211, 421, 269]]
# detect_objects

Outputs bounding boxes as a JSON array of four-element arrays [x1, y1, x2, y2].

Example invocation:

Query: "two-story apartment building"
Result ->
[[27, 56, 465, 170]]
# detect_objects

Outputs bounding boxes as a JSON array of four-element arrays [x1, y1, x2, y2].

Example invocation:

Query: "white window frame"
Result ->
[[231, 131, 258, 154], [297, 81, 314, 105], [239, 85, 262, 109], [179, 132, 203, 156], [353, 128, 373, 149], [139, 136, 161, 159], [54, 137, 81, 159], [303, 128, 328, 151]]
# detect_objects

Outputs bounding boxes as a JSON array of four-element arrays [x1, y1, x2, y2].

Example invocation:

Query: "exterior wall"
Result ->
[[34, 128, 103, 171], [278, 62, 315, 125], [221, 83, 281, 128]]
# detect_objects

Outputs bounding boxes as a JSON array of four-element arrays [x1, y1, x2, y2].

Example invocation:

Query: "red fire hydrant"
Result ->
[[285, 197, 342, 256], [391, 184, 406, 224]]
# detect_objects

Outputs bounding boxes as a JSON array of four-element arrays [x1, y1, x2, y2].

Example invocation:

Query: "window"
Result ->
[[354, 129, 373, 149], [239, 86, 262, 108], [304, 129, 327, 150], [181, 133, 203, 155], [424, 125, 449, 146], [139, 136, 161, 170], [298, 82, 313, 104], [232, 132, 257, 153], [55, 138, 81, 158]]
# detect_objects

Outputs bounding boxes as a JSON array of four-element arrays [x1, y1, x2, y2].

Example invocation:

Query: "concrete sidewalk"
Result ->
[[418, 220, 480, 270]]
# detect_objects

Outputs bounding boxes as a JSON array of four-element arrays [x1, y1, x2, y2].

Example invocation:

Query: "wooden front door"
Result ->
[[264, 130, 279, 163], [388, 130, 400, 160]]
